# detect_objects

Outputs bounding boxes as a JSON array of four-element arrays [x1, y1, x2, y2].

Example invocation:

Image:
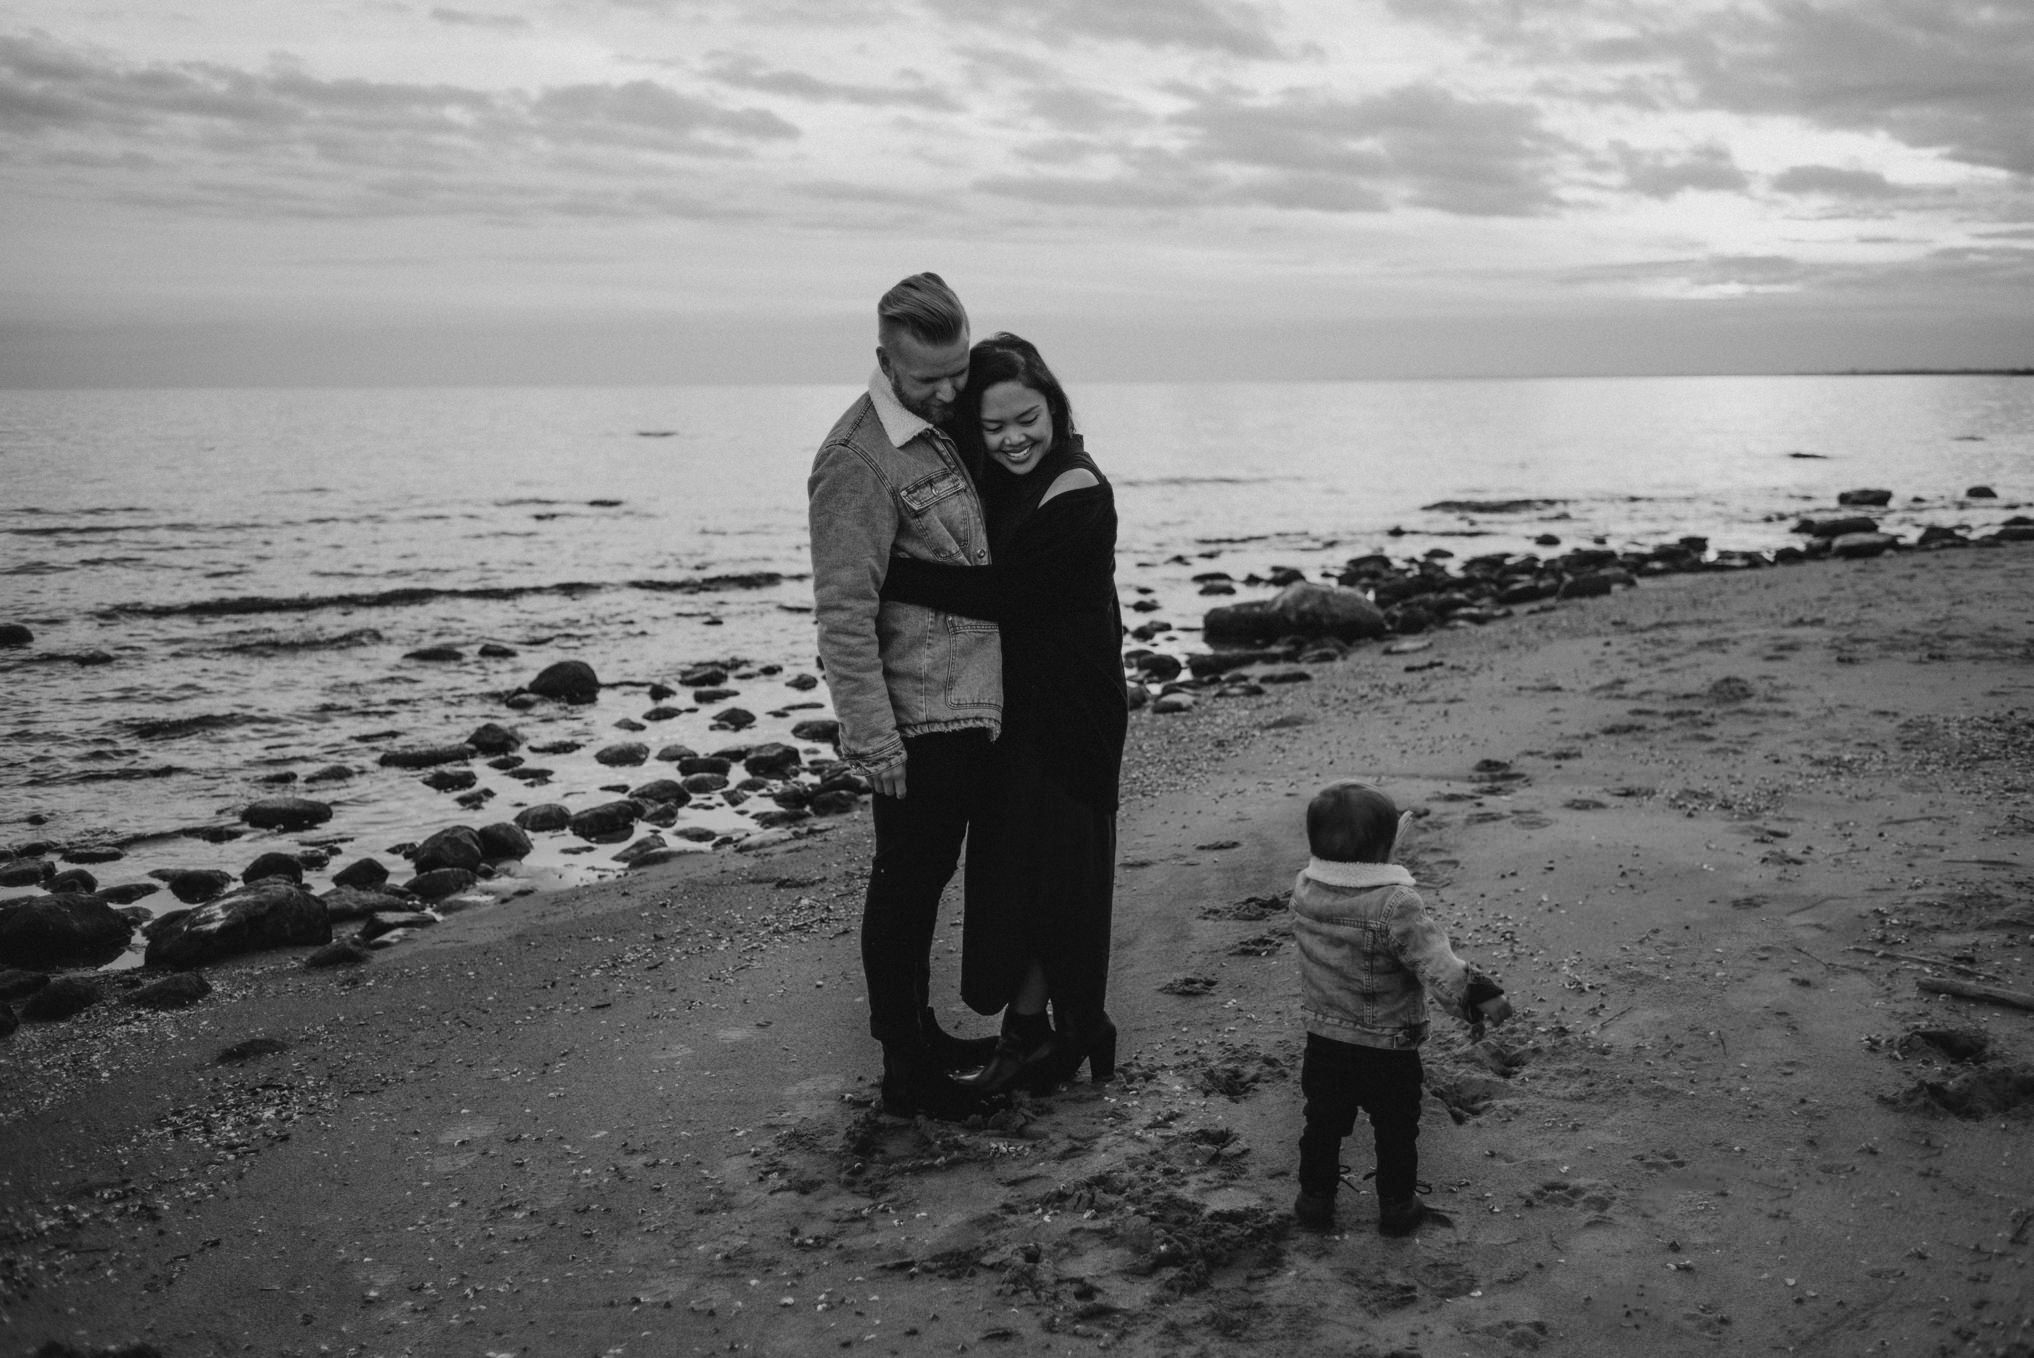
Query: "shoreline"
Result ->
[[5, 492, 2027, 936], [4, 542, 2033, 1355]]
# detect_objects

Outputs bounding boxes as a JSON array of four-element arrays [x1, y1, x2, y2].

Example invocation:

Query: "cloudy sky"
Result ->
[[3, 0, 2030, 385]]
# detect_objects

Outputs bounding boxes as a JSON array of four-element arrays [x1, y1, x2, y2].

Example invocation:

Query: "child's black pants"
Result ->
[[1298, 1032, 1423, 1202]]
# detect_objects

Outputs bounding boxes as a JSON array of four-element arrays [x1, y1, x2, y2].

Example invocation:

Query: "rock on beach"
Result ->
[[241, 796, 334, 832], [478, 822, 533, 860], [241, 851, 305, 885], [0, 892, 135, 969], [412, 826, 484, 874], [525, 660, 601, 703], [157, 867, 236, 904], [1203, 581, 1387, 648], [144, 880, 331, 970], [514, 804, 572, 833], [569, 801, 639, 840]]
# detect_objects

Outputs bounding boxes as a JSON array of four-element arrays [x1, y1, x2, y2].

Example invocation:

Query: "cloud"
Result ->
[[532, 80, 798, 149], [1564, 251, 1818, 298], [1770, 164, 1903, 199], [428, 8, 531, 31], [926, 0, 1282, 58], [1613, 140, 1747, 198], [1174, 83, 1569, 216], [0, 32, 799, 216], [977, 81, 1568, 216], [1663, 1, 2034, 177], [1404, 0, 2034, 181], [701, 52, 962, 111]]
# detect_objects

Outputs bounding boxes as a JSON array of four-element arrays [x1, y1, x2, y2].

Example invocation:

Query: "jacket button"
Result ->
[[974, 550, 985, 561]]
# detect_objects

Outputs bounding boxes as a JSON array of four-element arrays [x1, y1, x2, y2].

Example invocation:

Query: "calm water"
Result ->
[[3, 375, 2029, 916]]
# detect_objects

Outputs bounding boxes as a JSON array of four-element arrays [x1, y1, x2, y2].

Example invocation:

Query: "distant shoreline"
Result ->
[[1815, 367, 2034, 377]]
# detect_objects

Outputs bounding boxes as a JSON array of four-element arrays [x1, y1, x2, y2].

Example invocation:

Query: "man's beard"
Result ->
[[896, 385, 956, 427]]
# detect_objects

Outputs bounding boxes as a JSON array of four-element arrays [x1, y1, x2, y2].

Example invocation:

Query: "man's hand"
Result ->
[[869, 758, 907, 800]]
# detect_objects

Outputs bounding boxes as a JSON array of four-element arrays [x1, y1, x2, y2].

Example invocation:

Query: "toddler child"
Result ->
[[1288, 780, 1510, 1236]]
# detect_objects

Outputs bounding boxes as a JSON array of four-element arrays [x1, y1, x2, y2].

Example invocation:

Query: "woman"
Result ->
[[879, 333, 1128, 1092]]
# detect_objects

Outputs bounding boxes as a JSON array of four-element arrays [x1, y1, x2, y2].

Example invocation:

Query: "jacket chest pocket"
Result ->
[[898, 467, 978, 561]]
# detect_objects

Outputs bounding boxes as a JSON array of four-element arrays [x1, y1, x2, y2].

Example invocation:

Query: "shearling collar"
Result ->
[[1301, 859, 1415, 889]]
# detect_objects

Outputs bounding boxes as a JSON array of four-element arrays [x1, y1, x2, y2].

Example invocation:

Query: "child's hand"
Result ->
[[1477, 996, 1513, 1027]]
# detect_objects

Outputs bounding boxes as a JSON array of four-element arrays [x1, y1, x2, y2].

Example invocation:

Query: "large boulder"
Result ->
[[241, 851, 305, 885], [126, 971, 213, 1010], [790, 719, 841, 746], [465, 722, 523, 754], [0, 893, 134, 969], [412, 826, 484, 874], [241, 796, 333, 832], [407, 867, 477, 901], [513, 803, 571, 833], [1796, 515, 1878, 539], [143, 880, 331, 970], [160, 868, 236, 904], [1203, 582, 1387, 648], [22, 975, 101, 1022], [0, 859, 49, 888], [569, 800, 640, 841], [743, 743, 802, 779], [46, 867, 98, 895], [526, 660, 601, 703], [378, 744, 472, 769], [0, 623, 32, 647], [330, 857, 390, 890], [319, 885, 406, 922], [477, 822, 533, 860], [626, 779, 692, 807], [242, 796, 333, 832]]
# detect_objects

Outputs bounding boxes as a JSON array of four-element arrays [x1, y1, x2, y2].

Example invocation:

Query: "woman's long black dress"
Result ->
[[879, 436, 1127, 1027]]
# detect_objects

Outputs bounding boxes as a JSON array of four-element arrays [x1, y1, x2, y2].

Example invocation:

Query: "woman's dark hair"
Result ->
[[957, 332, 1076, 465]]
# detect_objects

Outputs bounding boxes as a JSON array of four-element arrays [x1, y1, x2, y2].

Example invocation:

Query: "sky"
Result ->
[[2, 0, 2031, 385]]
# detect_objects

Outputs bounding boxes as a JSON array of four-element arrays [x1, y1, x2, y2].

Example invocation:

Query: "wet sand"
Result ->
[[4, 544, 2033, 1358]]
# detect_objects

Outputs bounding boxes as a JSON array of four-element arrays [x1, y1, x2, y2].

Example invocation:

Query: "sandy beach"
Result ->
[[4, 542, 2033, 1358]]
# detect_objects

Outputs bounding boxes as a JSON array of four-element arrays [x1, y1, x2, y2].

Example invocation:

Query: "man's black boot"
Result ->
[[880, 1042, 1005, 1121], [922, 1006, 999, 1074]]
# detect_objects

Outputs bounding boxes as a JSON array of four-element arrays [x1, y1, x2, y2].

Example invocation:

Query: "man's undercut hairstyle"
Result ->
[[878, 272, 968, 347], [1307, 781, 1400, 863]]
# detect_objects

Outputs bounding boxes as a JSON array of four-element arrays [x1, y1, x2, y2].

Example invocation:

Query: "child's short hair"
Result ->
[[1307, 780, 1399, 863]]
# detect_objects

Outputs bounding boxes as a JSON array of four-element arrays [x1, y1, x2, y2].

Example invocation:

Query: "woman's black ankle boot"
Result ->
[[961, 1009, 1059, 1094]]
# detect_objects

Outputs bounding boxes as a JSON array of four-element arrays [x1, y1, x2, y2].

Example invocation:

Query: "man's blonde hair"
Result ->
[[878, 272, 967, 347]]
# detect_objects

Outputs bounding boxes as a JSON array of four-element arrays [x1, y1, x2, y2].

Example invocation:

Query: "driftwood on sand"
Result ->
[[1917, 976, 2034, 1012]]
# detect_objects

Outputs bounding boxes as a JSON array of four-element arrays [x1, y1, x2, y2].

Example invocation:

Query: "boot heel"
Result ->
[[1087, 1017, 1117, 1083]]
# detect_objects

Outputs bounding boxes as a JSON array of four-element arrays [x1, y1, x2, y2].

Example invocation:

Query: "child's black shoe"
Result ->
[[1293, 1191, 1336, 1232], [1377, 1195, 1426, 1237]]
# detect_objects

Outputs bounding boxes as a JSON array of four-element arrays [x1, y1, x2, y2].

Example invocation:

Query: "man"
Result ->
[[808, 272, 1003, 1120]]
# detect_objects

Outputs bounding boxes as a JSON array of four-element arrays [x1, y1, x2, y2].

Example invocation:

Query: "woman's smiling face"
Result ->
[[977, 380, 1054, 476]]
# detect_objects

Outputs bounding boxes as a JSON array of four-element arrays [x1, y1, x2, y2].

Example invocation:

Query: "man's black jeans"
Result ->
[[862, 728, 993, 1049]]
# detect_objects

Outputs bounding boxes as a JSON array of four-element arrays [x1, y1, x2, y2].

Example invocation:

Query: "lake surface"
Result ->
[[3, 374, 2028, 909]]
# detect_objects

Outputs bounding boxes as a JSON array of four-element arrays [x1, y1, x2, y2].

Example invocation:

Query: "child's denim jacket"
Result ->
[[1289, 860, 1471, 1050]]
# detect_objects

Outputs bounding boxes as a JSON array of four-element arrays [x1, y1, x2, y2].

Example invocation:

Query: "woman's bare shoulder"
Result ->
[[1040, 467, 1101, 504]]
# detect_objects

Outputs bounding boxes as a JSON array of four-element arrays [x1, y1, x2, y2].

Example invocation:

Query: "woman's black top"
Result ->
[[880, 436, 1127, 811]]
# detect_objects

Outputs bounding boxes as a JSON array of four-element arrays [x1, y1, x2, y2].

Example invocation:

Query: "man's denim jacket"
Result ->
[[807, 373, 1002, 773], [1289, 860, 1471, 1050]]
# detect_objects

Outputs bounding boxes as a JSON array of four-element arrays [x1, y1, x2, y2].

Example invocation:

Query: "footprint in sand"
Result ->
[[430, 1116, 499, 1172], [1227, 932, 1284, 957], [1525, 1177, 1616, 1214], [1160, 975, 1219, 996]]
